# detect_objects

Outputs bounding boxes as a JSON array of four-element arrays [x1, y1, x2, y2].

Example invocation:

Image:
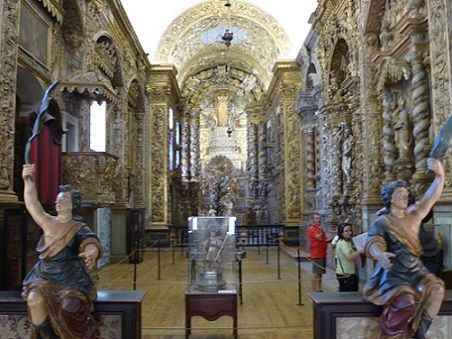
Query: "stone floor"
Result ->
[[96, 246, 342, 338]]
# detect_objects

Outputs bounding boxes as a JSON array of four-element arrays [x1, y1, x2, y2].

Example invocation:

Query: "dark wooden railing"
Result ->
[[167, 224, 284, 248]]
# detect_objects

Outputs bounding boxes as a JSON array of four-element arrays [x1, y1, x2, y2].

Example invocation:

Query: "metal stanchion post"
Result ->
[[133, 246, 138, 291], [157, 239, 161, 280], [297, 248, 304, 305], [171, 236, 175, 265], [257, 229, 261, 255], [277, 239, 281, 280], [266, 236, 269, 264], [180, 230, 184, 255]]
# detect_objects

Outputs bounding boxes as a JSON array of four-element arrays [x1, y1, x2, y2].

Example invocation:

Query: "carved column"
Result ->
[[189, 111, 200, 181], [257, 121, 267, 223], [129, 81, 147, 209], [0, 0, 20, 203], [147, 65, 179, 228], [247, 122, 258, 200], [181, 109, 191, 182], [409, 50, 431, 192], [149, 103, 167, 226], [132, 110, 145, 208], [276, 63, 303, 226], [302, 121, 316, 214], [350, 101, 363, 228], [117, 87, 129, 203], [382, 90, 397, 182], [359, 34, 383, 207]]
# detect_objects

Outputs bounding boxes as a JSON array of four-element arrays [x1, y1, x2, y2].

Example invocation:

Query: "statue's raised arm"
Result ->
[[413, 158, 445, 220], [21, 164, 102, 338], [22, 164, 51, 229]]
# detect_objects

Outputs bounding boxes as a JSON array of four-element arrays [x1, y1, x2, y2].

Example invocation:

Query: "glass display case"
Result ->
[[187, 216, 236, 293]]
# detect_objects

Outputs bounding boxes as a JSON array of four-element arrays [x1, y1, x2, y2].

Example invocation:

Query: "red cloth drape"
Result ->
[[30, 126, 61, 205]]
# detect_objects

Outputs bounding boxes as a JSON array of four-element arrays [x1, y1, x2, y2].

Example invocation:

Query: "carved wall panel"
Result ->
[[62, 153, 119, 204], [428, 0, 452, 195], [0, 0, 20, 203], [149, 104, 167, 224], [307, 0, 451, 232], [284, 102, 303, 221]]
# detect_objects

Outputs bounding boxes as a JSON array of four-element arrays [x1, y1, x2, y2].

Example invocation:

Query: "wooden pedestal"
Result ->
[[185, 293, 237, 338]]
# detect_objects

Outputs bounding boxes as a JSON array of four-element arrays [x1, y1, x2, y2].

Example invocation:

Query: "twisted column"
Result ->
[[330, 126, 342, 197], [304, 125, 316, 190], [247, 123, 259, 199], [410, 51, 430, 173], [181, 112, 191, 182], [382, 91, 397, 182]]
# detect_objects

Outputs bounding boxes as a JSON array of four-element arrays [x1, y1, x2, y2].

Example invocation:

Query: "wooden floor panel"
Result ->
[[96, 248, 339, 338]]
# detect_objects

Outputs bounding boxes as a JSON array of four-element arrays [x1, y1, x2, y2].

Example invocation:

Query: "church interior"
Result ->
[[1, 0, 452, 337]]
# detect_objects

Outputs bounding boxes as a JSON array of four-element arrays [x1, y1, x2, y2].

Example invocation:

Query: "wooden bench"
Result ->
[[310, 290, 452, 339], [0, 290, 145, 338]]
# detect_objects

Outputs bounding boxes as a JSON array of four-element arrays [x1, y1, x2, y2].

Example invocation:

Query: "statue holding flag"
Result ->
[[22, 81, 102, 338]]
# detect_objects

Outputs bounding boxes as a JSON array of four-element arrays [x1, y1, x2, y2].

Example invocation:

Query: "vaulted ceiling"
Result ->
[[154, 0, 291, 106]]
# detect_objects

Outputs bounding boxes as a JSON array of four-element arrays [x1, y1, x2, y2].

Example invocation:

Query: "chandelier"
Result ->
[[222, 0, 234, 137]]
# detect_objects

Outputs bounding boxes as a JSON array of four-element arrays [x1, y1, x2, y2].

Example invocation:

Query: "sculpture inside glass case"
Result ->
[[188, 217, 236, 293]]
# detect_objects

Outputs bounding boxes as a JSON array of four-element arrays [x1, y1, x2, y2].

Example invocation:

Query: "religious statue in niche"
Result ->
[[340, 124, 352, 193], [217, 95, 230, 127], [222, 193, 234, 216], [393, 96, 414, 161], [328, 72, 343, 100]]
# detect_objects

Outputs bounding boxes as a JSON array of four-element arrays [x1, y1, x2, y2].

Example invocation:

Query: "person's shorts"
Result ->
[[312, 258, 326, 274]]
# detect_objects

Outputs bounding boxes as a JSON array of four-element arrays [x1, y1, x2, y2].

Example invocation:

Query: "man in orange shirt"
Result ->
[[307, 212, 329, 292]]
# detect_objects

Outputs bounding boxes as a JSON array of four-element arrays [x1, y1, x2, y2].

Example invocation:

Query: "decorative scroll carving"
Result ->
[[36, 0, 64, 23]]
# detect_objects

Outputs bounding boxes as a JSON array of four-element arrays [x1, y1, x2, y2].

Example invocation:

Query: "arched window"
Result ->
[[90, 101, 106, 152], [168, 107, 174, 170]]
